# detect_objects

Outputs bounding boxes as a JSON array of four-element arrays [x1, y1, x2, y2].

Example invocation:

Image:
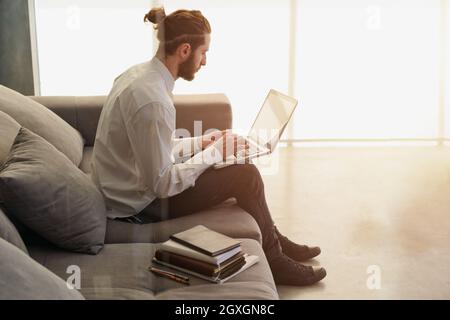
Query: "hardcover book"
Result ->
[[155, 249, 245, 277], [160, 239, 242, 265], [152, 254, 259, 284]]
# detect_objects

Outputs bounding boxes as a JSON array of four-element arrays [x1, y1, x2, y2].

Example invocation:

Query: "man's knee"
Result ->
[[240, 163, 260, 175], [235, 164, 263, 189]]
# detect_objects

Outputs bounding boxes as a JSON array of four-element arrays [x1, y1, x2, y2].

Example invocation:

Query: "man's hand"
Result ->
[[205, 130, 249, 161], [201, 130, 228, 150]]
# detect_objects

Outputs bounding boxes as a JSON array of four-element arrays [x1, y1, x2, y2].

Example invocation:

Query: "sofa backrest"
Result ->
[[29, 96, 105, 147], [29, 94, 232, 147]]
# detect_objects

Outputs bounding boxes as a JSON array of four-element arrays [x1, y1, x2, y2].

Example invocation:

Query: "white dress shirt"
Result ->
[[91, 57, 222, 218]]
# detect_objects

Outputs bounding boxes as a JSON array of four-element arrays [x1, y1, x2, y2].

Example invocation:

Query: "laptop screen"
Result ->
[[248, 89, 298, 151]]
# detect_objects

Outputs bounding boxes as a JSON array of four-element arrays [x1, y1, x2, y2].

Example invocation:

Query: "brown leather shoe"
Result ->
[[269, 253, 326, 286], [275, 227, 321, 262]]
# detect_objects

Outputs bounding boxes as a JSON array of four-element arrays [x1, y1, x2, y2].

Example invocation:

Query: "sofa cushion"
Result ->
[[28, 239, 278, 300], [0, 238, 84, 300], [76, 288, 155, 300], [0, 111, 21, 165], [105, 203, 262, 245], [156, 281, 277, 300], [0, 127, 107, 255], [0, 206, 28, 254], [0, 85, 84, 166]]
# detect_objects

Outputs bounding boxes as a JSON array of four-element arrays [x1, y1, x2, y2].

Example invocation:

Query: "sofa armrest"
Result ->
[[173, 94, 232, 137], [29, 94, 233, 147]]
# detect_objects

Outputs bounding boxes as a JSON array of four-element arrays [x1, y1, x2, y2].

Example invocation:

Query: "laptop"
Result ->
[[214, 89, 298, 169]]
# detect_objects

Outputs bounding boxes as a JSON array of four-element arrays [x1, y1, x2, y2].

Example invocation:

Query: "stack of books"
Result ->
[[152, 225, 259, 284]]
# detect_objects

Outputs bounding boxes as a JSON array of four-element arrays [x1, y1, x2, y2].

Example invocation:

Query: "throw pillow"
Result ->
[[0, 85, 84, 166], [0, 127, 106, 254]]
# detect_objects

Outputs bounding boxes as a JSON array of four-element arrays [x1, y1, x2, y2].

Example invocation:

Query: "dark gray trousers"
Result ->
[[118, 164, 280, 255]]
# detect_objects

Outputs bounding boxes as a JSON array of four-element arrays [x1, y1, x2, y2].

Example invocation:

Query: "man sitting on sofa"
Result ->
[[91, 7, 326, 286]]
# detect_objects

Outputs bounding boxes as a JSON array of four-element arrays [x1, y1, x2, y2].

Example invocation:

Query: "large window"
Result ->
[[163, 0, 291, 135], [294, 0, 441, 141], [35, 0, 153, 96], [34, 0, 450, 143]]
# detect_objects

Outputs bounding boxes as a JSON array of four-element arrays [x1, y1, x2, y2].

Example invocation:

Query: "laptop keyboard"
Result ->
[[235, 138, 267, 160]]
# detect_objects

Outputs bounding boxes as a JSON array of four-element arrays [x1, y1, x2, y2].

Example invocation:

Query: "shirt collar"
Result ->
[[151, 56, 175, 94]]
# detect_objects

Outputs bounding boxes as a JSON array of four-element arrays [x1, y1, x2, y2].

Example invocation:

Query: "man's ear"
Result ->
[[178, 43, 192, 61]]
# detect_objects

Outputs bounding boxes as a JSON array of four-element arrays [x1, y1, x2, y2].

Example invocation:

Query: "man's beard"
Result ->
[[178, 54, 198, 81]]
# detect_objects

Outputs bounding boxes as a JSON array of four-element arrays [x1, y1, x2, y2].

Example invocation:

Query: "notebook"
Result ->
[[170, 225, 241, 256], [155, 250, 245, 277]]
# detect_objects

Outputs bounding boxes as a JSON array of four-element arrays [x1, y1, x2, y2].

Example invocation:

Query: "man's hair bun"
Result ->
[[143, 7, 211, 56], [144, 7, 166, 24]]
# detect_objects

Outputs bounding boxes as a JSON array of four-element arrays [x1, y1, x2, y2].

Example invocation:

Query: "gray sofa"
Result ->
[[0, 93, 278, 300]]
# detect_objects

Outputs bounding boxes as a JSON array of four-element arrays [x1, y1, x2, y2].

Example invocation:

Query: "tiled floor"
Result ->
[[256, 146, 450, 299]]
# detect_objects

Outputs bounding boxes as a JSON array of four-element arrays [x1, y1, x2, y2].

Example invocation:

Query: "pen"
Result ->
[[149, 267, 190, 285], [150, 266, 189, 281]]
